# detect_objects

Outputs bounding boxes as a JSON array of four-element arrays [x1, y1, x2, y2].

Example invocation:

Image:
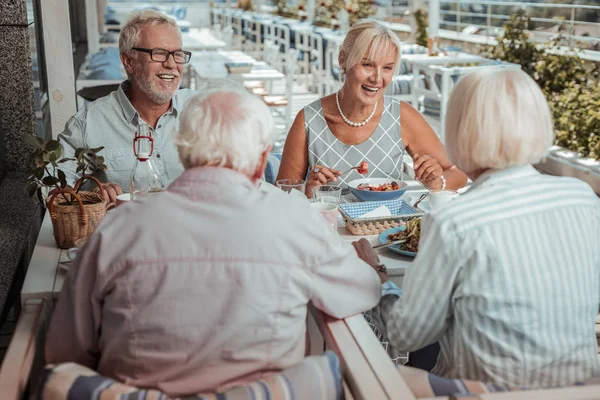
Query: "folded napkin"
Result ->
[[359, 205, 392, 218]]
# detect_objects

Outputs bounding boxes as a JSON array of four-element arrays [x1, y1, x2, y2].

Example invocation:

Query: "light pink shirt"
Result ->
[[46, 167, 380, 396]]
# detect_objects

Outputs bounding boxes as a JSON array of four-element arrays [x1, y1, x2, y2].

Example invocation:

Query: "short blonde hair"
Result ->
[[339, 19, 402, 73], [445, 69, 554, 175], [119, 10, 179, 54], [175, 87, 275, 175]]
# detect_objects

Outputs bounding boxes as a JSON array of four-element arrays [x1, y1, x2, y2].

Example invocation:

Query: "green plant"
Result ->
[[238, 0, 254, 12], [274, 0, 298, 19], [549, 84, 600, 160], [345, 0, 376, 27], [24, 136, 107, 205], [485, 11, 541, 77], [413, 8, 428, 48], [486, 11, 600, 160], [314, 0, 344, 28]]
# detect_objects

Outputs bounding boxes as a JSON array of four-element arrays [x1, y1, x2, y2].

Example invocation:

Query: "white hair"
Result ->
[[119, 10, 179, 55], [339, 19, 402, 73], [445, 68, 554, 175], [175, 87, 276, 175]]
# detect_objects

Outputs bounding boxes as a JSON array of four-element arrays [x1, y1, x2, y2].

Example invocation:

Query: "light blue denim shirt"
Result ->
[[58, 80, 195, 190]]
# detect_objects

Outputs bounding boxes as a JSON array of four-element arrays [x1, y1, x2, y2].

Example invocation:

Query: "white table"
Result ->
[[182, 28, 227, 52], [189, 50, 285, 82], [189, 50, 290, 124], [404, 52, 520, 141], [21, 181, 427, 308]]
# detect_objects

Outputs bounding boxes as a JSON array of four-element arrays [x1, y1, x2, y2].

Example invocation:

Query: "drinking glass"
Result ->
[[276, 179, 306, 194], [312, 185, 342, 204], [310, 202, 339, 229]]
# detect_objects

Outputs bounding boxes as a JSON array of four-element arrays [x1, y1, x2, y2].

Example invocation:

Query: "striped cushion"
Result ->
[[39, 351, 342, 400], [399, 365, 600, 399], [387, 75, 413, 96], [421, 97, 441, 117]]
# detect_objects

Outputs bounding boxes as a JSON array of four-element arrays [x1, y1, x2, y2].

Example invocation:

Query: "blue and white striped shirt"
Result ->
[[379, 165, 600, 387]]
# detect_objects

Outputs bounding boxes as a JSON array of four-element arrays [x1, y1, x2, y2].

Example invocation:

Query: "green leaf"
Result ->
[[94, 156, 105, 167], [45, 140, 61, 152], [57, 170, 67, 188], [24, 135, 43, 149], [34, 168, 44, 180], [42, 176, 59, 186], [75, 148, 84, 159], [90, 146, 105, 154], [76, 165, 83, 173], [49, 152, 57, 164], [57, 157, 75, 163], [53, 145, 62, 160]]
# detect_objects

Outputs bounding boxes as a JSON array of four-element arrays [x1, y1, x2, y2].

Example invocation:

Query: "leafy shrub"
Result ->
[[550, 84, 600, 160], [486, 11, 600, 160], [413, 9, 428, 48]]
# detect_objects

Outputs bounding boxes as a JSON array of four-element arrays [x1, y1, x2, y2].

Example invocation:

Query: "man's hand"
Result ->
[[352, 238, 387, 283], [93, 182, 123, 208]]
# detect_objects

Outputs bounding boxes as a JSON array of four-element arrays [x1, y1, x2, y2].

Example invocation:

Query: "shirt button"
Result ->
[[158, 125, 162, 129], [156, 153, 161, 159]]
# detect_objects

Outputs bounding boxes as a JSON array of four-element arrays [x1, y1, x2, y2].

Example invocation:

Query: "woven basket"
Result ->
[[342, 215, 422, 236], [339, 199, 423, 236], [47, 177, 107, 249]]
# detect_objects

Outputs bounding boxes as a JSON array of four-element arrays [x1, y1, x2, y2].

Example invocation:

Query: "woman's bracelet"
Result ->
[[440, 175, 446, 191]]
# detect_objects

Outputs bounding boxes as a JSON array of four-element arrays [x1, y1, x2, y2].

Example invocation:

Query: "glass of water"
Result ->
[[276, 179, 306, 194], [312, 185, 342, 204]]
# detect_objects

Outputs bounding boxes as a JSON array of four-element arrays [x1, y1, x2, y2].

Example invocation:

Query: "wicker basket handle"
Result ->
[[47, 188, 87, 225], [73, 176, 112, 209]]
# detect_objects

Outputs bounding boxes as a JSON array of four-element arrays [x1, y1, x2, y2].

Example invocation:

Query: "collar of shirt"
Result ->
[[116, 80, 182, 125], [470, 164, 540, 192], [169, 166, 258, 193]]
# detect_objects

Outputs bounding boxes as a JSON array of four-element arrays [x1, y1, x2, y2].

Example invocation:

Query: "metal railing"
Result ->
[[430, 0, 599, 48]]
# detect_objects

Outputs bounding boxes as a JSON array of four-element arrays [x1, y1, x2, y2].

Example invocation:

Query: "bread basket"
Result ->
[[339, 198, 423, 236]]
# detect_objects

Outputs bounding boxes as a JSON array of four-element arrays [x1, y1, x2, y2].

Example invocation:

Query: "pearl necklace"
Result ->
[[336, 91, 377, 127]]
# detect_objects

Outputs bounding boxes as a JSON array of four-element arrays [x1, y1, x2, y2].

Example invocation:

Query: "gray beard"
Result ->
[[132, 72, 176, 104]]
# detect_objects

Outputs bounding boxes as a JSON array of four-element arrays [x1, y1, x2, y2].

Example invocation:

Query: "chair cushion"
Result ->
[[399, 365, 600, 399], [264, 152, 283, 185], [387, 75, 413, 96], [86, 65, 124, 80], [421, 97, 441, 117], [263, 96, 288, 107], [38, 351, 342, 400]]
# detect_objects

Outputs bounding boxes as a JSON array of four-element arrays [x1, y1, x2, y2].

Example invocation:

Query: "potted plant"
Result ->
[[24, 136, 109, 249]]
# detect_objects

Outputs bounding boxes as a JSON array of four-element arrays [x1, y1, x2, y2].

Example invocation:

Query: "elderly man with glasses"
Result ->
[[57, 10, 195, 202]]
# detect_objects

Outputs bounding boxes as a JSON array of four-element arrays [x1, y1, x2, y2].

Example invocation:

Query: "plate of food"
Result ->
[[377, 218, 421, 257], [347, 178, 408, 201]]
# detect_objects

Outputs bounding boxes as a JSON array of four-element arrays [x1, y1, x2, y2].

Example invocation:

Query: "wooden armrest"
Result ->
[[309, 306, 393, 399], [0, 299, 48, 400], [345, 315, 415, 399]]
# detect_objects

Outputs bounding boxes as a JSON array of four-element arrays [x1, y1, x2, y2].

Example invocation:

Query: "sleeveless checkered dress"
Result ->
[[305, 96, 405, 188]]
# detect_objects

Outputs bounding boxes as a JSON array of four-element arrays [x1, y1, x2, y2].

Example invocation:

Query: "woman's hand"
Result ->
[[413, 154, 444, 191], [306, 165, 341, 197]]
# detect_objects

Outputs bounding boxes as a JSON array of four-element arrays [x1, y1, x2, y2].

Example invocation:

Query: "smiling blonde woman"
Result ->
[[277, 19, 467, 197]]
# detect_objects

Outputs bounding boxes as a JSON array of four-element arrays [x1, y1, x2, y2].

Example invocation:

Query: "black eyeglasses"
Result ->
[[132, 47, 192, 64]]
